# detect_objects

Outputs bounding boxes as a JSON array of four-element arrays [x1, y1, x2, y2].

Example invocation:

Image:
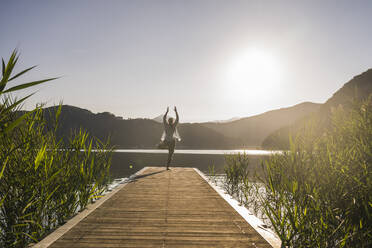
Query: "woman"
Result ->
[[161, 106, 180, 170]]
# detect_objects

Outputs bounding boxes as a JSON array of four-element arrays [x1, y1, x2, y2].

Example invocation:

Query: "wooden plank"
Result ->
[[42, 167, 274, 247]]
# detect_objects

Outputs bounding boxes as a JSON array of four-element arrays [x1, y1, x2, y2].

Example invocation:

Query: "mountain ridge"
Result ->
[[262, 68, 372, 149], [43, 105, 240, 149], [38, 68, 372, 150], [201, 102, 321, 147], [41, 101, 319, 149]]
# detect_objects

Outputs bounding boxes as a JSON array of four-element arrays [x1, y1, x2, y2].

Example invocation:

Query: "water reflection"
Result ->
[[114, 149, 280, 155], [110, 150, 275, 179]]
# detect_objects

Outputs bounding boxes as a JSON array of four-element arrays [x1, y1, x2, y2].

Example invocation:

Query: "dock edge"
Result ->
[[33, 167, 149, 248], [193, 168, 282, 248]]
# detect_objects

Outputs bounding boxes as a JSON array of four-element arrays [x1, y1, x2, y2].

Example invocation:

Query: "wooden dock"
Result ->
[[35, 167, 276, 247]]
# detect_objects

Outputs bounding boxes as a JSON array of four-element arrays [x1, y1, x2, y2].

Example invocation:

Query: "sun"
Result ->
[[227, 48, 281, 97]]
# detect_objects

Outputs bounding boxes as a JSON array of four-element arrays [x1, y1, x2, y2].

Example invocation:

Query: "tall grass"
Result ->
[[223, 98, 372, 247], [223, 153, 250, 203], [0, 51, 113, 247], [223, 153, 264, 218]]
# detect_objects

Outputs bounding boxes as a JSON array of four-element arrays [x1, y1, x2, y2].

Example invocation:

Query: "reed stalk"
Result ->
[[222, 98, 372, 247], [0, 50, 112, 247]]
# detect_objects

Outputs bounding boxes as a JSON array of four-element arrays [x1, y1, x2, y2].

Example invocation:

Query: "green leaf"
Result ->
[[46, 168, 63, 184], [55, 103, 62, 123], [0, 50, 18, 86], [340, 232, 348, 248], [2, 112, 30, 134], [1, 58, 5, 76], [292, 180, 298, 194], [34, 145, 47, 171], [1, 94, 34, 116], [2, 77, 58, 94], [21, 232, 39, 243], [22, 199, 37, 214], [8, 65, 37, 81], [0, 194, 6, 207], [0, 157, 9, 179], [46, 186, 60, 201]]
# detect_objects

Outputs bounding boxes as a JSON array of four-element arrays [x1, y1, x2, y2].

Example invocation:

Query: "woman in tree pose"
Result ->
[[161, 106, 180, 170]]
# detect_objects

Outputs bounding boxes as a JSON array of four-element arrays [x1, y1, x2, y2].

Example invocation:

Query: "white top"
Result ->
[[161, 122, 181, 142], [161, 112, 181, 142]]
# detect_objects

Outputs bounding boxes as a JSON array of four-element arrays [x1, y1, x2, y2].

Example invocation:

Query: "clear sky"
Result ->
[[1, 0, 371, 122]]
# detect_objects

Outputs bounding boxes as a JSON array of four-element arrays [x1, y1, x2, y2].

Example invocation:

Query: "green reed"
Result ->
[[0, 51, 112, 247], [208, 164, 217, 184], [0, 105, 112, 247], [223, 98, 372, 247], [224, 152, 251, 204]]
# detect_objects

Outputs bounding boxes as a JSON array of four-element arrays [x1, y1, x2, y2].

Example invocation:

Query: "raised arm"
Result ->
[[163, 107, 169, 124], [174, 106, 179, 125]]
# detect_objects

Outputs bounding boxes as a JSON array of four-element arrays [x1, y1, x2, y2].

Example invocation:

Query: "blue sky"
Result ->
[[1, 0, 371, 122]]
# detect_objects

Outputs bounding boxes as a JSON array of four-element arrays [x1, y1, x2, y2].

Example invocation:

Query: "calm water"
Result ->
[[110, 149, 278, 178]]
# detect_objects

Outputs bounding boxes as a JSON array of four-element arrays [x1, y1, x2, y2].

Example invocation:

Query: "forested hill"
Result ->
[[42, 101, 320, 149], [42, 68, 372, 150], [321, 68, 372, 113], [262, 68, 372, 149], [201, 102, 321, 147], [43, 105, 240, 149]]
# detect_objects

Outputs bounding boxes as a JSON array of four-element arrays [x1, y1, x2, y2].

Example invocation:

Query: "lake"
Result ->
[[110, 149, 279, 178]]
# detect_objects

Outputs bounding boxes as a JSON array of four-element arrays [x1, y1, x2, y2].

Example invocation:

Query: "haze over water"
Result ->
[[110, 149, 275, 178], [113, 149, 279, 155]]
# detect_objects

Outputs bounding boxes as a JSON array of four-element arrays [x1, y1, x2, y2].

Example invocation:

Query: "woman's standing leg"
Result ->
[[167, 140, 175, 170]]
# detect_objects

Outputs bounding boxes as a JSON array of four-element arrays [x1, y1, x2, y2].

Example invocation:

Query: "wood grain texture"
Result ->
[[49, 167, 272, 248]]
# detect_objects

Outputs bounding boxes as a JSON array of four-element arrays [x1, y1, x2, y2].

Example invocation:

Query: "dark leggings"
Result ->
[[166, 139, 176, 168]]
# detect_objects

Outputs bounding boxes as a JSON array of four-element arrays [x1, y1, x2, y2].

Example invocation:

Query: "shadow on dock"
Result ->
[[131, 169, 166, 181]]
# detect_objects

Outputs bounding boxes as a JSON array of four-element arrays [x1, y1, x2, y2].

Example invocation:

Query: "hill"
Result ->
[[153, 115, 241, 124], [262, 68, 372, 149], [321, 68, 372, 112], [43, 105, 239, 149], [42, 102, 319, 149], [40, 68, 372, 150], [201, 102, 321, 147], [152, 114, 165, 123]]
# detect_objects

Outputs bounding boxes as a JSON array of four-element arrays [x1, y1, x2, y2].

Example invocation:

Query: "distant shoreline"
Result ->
[[110, 149, 282, 155]]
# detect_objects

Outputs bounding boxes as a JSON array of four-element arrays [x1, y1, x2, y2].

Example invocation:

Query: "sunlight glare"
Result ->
[[227, 48, 282, 97]]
